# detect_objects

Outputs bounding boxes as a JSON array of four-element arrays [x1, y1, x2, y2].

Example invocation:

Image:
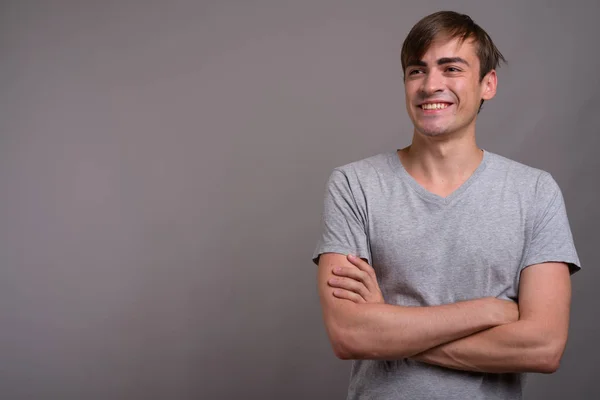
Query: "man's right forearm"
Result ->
[[323, 297, 516, 360]]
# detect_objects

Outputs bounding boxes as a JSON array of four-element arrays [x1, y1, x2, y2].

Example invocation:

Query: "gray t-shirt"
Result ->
[[312, 150, 581, 400]]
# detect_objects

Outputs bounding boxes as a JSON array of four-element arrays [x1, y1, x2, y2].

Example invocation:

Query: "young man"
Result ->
[[312, 11, 581, 400]]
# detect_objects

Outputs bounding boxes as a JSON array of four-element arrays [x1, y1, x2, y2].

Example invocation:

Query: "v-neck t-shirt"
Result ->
[[312, 149, 580, 400]]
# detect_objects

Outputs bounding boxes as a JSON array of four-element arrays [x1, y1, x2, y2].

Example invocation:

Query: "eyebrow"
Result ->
[[406, 57, 471, 68]]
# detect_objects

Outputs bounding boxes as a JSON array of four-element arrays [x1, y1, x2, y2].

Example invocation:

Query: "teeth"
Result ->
[[421, 103, 449, 110]]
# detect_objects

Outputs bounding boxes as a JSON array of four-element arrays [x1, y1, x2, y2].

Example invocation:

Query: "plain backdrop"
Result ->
[[1, 1, 598, 399]]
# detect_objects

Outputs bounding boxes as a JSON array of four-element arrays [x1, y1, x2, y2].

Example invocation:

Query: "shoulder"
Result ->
[[486, 151, 547, 179], [332, 152, 396, 182], [485, 151, 559, 195], [325, 152, 397, 201]]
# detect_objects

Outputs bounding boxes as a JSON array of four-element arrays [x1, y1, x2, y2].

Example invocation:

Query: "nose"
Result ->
[[421, 70, 445, 96]]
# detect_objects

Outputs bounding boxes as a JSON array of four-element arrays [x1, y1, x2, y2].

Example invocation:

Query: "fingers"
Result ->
[[332, 266, 373, 293], [347, 254, 372, 273], [328, 255, 385, 305], [332, 288, 366, 303], [332, 266, 367, 282], [337, 256, 379, 293], [328, 276, 369, 300], [347, 254, 378, 281]]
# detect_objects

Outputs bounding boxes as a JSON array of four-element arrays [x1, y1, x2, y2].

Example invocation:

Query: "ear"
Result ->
[[481, 70, 498, 101]]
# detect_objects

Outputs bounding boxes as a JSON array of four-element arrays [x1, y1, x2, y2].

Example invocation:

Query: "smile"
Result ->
[[420, 103, 451, 110]]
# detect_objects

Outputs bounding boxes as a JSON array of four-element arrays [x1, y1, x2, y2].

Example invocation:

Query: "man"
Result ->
[[312, 10, 581, 400]]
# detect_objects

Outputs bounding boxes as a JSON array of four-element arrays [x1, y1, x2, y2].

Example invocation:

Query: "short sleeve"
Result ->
[[312, 169, 371, 265], [521, 173, 581, 274]]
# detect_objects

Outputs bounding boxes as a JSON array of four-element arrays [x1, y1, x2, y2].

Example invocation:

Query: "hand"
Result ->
[[328, 254, 385, 304]]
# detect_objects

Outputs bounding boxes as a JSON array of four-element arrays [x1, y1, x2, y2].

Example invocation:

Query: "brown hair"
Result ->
[[401, 11, 506, 110]]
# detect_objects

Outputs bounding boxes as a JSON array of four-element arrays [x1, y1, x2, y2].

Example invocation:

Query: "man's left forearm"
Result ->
[[411, 319, 566, 374]]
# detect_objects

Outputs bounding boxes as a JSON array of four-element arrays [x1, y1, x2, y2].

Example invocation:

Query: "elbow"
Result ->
[[537, 350, 562, 374], [535, 357, 560, 374], [322, 306, 366, 360], [329, 326, 389, 360], [321, 303, 389, 360], [326, 320, 374, 360], [532, 340, 566, 374], [329, 326, 360, 360], [332, 342, 354, 360]]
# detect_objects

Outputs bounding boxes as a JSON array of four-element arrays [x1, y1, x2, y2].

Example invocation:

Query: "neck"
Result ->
[[399, 129, 483, 185]]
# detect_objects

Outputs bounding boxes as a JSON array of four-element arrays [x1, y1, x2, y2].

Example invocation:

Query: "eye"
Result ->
[[446, 66, 462, 73], [408, 69, 423, 75]]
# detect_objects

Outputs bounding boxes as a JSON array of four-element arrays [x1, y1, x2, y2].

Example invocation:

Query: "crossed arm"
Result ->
[[317, 253, 572, 374]]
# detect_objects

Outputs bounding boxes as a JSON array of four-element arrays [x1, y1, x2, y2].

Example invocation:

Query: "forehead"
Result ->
[[420, 35, 479, 64]]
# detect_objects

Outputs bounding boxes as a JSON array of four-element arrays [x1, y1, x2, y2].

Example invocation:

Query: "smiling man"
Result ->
[[312, 11, 581, 400]]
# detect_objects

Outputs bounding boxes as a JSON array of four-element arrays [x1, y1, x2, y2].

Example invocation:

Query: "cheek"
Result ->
[[404, 93, 416, 115], [403, 89, 412, 105], [404, 81, 420, 99], [452, 84, 479, 109]]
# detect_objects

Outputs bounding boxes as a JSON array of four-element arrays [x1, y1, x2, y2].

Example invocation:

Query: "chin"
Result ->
[[417, 126, 451, 137]]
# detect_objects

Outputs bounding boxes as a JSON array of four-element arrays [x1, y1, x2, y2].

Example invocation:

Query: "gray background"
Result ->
[[0, 1, 598, 399]]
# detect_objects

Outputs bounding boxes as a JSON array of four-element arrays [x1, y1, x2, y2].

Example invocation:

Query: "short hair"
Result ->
[[401, 11, 506, 82]]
